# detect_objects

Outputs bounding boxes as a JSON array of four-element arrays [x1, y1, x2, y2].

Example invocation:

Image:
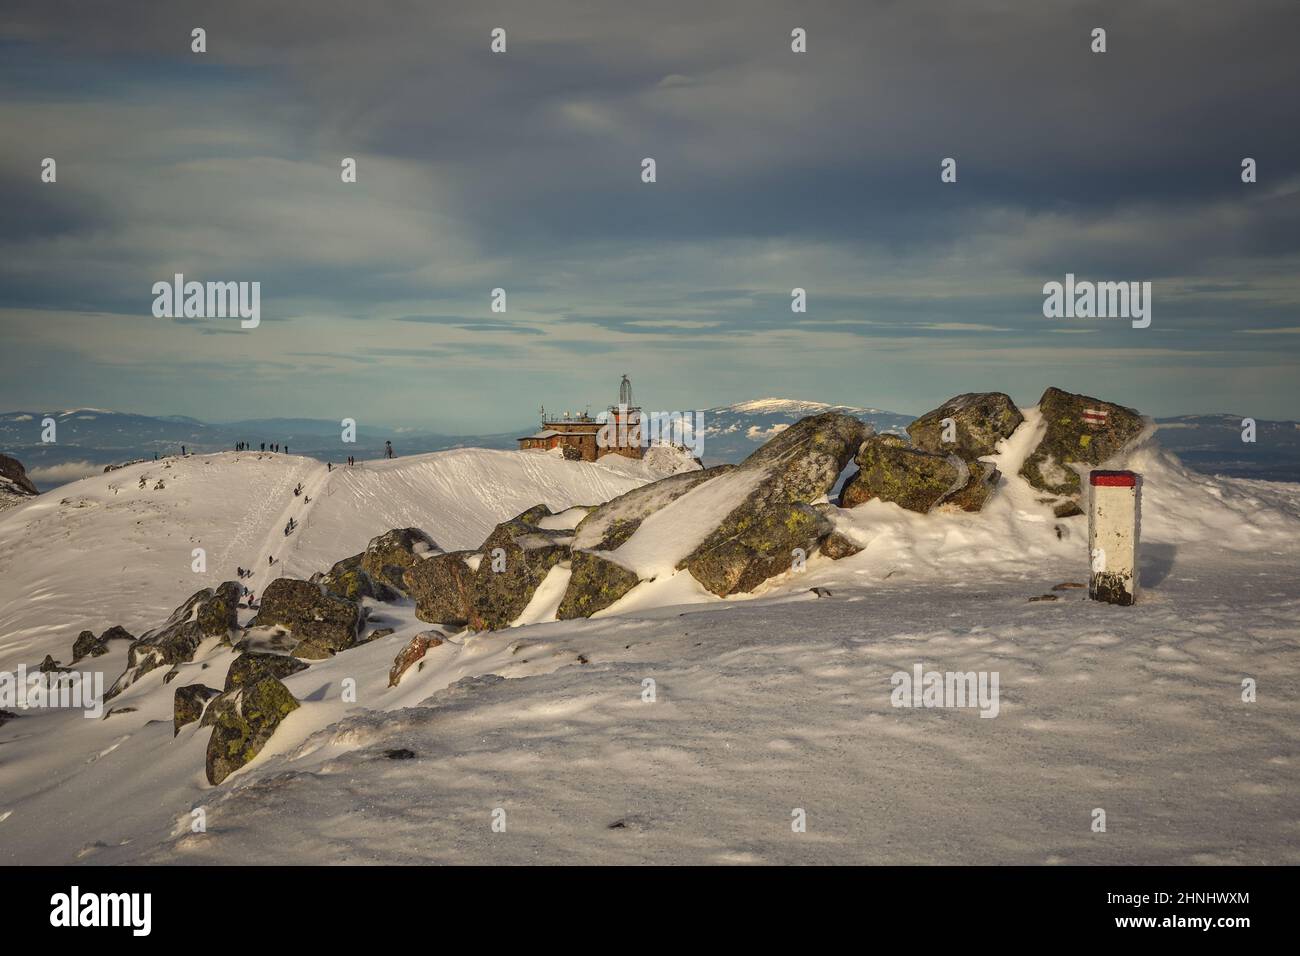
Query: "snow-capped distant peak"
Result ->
[[717, 398, 835, 414]]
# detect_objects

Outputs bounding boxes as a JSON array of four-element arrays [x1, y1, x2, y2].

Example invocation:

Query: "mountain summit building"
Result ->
[[518, 375, 643, 461]]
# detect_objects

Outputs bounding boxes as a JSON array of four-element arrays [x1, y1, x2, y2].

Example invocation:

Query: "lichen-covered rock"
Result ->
[[203, 676, 300, 785], [942, 460, 1000, 512], [107, 582, 241, 699], [840, 435, 966, 513], [820, 530, 863, 559], [360, 528, 439, 596], [1020, 387, 1146, 497], [677, 414, 867, 596], [388, 632, 444, 687], [571, 467, 733, 552], [908, 392, 1023, 461], [0, 453, 39, 512], [72, 624, 136, 663], [403, 550, 476, 625], [685, 502, 833, 597], [314, 552, 399, 603], [557, 551, 642, 619], [248, 578, 363, 654], [223, 651, 309, 692], [173, 683, 221, 736], [468, 507, 572, 630]]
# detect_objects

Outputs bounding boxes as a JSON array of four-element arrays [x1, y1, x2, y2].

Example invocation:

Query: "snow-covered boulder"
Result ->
[[360, 527, 439, 596], [107, 582, 241, 699], [1020, 387, 1146, 498], [388, 632, 443, 687], [249, 578, 363, 656]]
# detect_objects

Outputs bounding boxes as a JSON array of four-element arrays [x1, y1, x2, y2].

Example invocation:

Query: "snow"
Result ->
[[1, 415, 1298, 865]]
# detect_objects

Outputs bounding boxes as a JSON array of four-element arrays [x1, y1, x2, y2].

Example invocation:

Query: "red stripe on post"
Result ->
[[1090, 470, 1137, 487]]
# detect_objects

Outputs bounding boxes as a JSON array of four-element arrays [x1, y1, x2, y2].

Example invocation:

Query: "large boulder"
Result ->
[[403, 550, 476, 626], [173, 683, 221, 736], [840, 435, 967, 513], [1020, 387, 1145, 497], [203, 676, 300, 785], [943, 460, 1001, 512], [683, 502, 832, 596], [360, 528, 439, 596], [556, 551, 642, 619], [467, 507, 571, 630], [248, 578, 363, 655], [107, 583, 241, 699], [223, 651, 309, 692], [313, 552, 399, 603], [554, 466, 734, 615], [678, 413, 868, 595], [907, 392, 1023, 461]]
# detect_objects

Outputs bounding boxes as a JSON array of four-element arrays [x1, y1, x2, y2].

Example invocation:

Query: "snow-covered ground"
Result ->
[[1, 426, 1297, 865]]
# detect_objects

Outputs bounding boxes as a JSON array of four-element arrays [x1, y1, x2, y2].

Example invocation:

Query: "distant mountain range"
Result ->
[[2, 403, 1298, 491]]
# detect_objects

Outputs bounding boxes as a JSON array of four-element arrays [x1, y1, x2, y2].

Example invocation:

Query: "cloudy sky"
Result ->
[[2, 0, 1298, 431]]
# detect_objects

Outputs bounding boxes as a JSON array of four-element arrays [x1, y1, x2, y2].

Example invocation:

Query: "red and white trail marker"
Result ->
[[1088, 469, 1140, 605], [1082, 408, 1109, 427]]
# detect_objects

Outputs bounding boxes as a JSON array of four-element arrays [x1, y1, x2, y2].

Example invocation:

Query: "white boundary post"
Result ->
[[1088, 469, 1140, 606]]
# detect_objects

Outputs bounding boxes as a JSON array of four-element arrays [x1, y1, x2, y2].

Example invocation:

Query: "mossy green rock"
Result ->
[[840, 435, 963, 513], [677, 414, 866, 597], [315, 553, 398, 603], [943, 460, 1000, 512], [468, 507, 571, 630], [908, 392, 1024, 461], [557, 551, 641, 619], [403, 550, 476, 625], [203, 676, 300, 785], [173, 683, 221, 736], [361, 528, 439, 596], [223, 651, 309, 692], [249, 578, 362, 653], [1019, 387, 1145, 496], [107, 583, 241, 699], [682, 502, 832, 597]]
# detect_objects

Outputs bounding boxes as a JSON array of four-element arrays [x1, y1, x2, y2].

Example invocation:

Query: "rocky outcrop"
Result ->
[[388, 632, 444, 687], [313, 553, 398, 603], [1020, 387, 1145, 497], [0, 453, 38, 496], [468, 507, 571, 630], [360, 528, 439, 596], [107, 583, 241, 699], [840, 435, 967, 513], [820, 530, 863, 560], [554, 466, 734, 615], [203, 676, 300, 785], [557, 551, 642, 619], [223, 651, 308, 692], [684, 502, 832, 596], [907, 392, 1023, 461], [678, 413, 868, 596], [248, 578, 363, 656], [173, 683, 221, 736], [71, 624, 135, 663], [403, 551, 476, 626]]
